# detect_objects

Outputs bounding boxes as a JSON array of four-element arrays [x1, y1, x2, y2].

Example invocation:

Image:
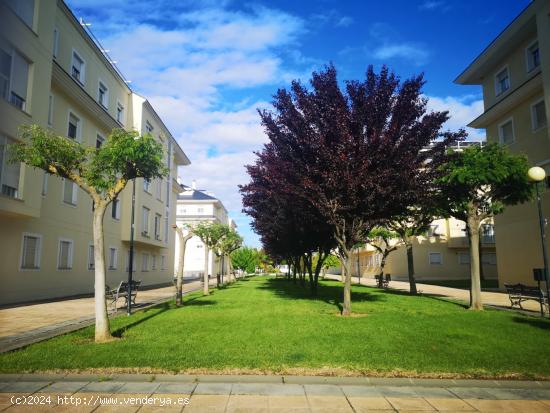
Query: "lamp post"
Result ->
[[528, 166, 549, 316], [127, 177, 136, 316]]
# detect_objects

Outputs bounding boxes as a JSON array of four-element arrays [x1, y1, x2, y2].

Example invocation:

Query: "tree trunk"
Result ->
[[203, 246, 210, 296], [468, 215, 483, 310], [92, 204, 112, 342], [174, 227, 192, 306], [405, 239, 417, 295], [342, 250, 352, 316]]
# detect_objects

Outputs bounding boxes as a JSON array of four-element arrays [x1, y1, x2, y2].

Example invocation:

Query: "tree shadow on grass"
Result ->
[[112, 302, 171, 337], [512, 316, 550, 331], [258, 277, 384, 312]]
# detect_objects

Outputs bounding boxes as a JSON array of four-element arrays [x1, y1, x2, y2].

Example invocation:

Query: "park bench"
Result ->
[[105, 280, 141, 315], [374, 274, 391, 288], [504, 283, 548, 312]]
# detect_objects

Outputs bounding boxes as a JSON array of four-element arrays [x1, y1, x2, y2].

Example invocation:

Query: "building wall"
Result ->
[[0, 0, 187, 304]]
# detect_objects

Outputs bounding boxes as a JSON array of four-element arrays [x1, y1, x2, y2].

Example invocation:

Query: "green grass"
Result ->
[[1, 277, 549, 378], [417, 279, 499, 290]]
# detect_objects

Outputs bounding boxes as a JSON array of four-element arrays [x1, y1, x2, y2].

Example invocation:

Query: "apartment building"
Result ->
[[455, 0, 550, 288], [174, 182, 235, 279], [350, 217, 498, 281], [0, 0, 190, 305]]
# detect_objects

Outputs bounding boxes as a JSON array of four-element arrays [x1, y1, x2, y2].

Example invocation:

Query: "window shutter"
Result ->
[[22, 235, 38, 268], [11, 52, 29, 102], [72, 183, 78, 204]]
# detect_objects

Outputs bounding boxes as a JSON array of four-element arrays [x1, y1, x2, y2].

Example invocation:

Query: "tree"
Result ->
[[313, 253, 340, 279], [218, 227, 243, 282], [366, 227, 399, 287], [250, 64, 463, 315], [231, 247, 259, 274], [173, 225, 194, 306], [192, 222, 228, 295], [10, 125, 167, 342], [438, 143, 532, 310]]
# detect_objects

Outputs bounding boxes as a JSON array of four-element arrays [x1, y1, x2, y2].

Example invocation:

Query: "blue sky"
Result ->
[[69, 0, 530, 248]]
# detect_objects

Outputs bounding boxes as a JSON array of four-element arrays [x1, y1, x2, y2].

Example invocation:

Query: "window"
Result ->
[[145, 121, 153, 133], [67, 112, 80, 140], [71, 51, 85, 84], [108, 247, 118, 270], [88, 244, 94, 270], [427, 224, 440, 237], [125, 250, 137, 272], [164, 213, 169, 243], [429, 252, 442, 265], [141, 253, 149, 271], [141, 207, 150, 235], [156, 179, 162, 200], [198, 207, 204, 214], [144, 178, 151, 193], [482, 252, 497, 266], [0, 136, 21, 198], [154, 213, 161, 240], [96, 133, 105, 149], [526, 41, 540, 72], [63, 179, 77, 205], [21, 233, 41, 269], [5, 0, 34, 28], [151, 255, 157, 270], [116, 102, 124, 124], [0, 47, 29, 111], [111, 198, 120, 220], [41, 172, 48, 196], [531, 99, 547, 131], [458, 252, 470, 265], [481, 224, 495, 244], [498, 119, 514, 144], [52, 28, 59, 58], [47, 94, 54, 125], [98, 81, 108, 108], [57, 239, 73, 270], [160, 255, 166, 270], [495, 67, 510, 96]]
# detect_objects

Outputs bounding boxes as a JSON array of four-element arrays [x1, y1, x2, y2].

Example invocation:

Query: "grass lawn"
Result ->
[[417, 279, 499, 290], [1, 276, 549, 378]]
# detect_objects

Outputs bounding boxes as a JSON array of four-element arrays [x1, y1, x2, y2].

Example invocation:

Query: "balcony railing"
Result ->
[[1, 184, 18, 199]]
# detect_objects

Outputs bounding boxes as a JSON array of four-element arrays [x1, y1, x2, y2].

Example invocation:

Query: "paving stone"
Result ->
[[386, 397, 434, 411], [268, 395, 309, 409], [413, 386, 456, 398], [232, 383, 304, 396], [340, 385, 383, 397], [186, 394, 228, 411], [116, 382, 160, 394], [503, 400, 550, 413], [16, 374, 64, 382], [368, 377, 413, 386], [378, 386, 420, 398], [226, 394, 269, 411], [347, 396, 393, 411], [306, 395, 353, 411], [154, 374, 197, 383], [451, 380, 502, 388], [156, 383, 196, 394], [425, 397, 477, 411], [0, 375, 22, 383], [464, 398, 522, 413], [447, 387, 497, 400], [110, 374, 156, 382], [80, 381, 125, 393], [482, 387, 541, 400], [303, 384, 343, 396], [0, 382, 11, 392], [38, 381, 89, 393], [194, 383, 232, 395], [3, 381, 50, 393], [62, 374, 110, 382], [410, 378, 457, 388]]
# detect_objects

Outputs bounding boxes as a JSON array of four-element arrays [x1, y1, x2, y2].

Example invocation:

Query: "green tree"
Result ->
[[9, 125, 167, 342], [366, 227, 400, 287], [218, 228, 243, 282], [173, 225, 194, 306], [192, 222, 228, 295], [313, 253, 340, 279], [231, 247, 259, 274], [438, 143, 532, 310]]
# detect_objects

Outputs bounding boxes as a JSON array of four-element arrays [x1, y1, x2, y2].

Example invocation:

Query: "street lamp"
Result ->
[[528, 166, 549, 316]]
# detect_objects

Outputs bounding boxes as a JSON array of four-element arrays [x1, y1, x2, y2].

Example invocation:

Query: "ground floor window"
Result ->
[[458, 252, 470, 265], [482, 252, 497, 266], [429, 252, 442, 265], [57, 239, 73, 270], [141, 253, 149, 271], [108, 247, 118, 270], [20, 233, 41, 270], [88, 244, 94, 270]]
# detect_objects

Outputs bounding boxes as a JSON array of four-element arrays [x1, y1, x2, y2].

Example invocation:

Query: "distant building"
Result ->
[[455, 0, 549, 288], [174, 181, 236, 279], [349, 217, 497, 282]]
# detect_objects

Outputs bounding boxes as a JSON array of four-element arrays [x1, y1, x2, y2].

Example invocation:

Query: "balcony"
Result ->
[[448, 234, 496, 248]]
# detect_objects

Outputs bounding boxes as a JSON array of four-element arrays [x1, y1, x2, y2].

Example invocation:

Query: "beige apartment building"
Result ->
[[455, 0, 550, 288], [0, 0, 190, 305], [349, 217, 497, 281]]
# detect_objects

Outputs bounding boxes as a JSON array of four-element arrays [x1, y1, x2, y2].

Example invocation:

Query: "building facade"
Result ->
[[349, 218, 498, 282], [0, 0, 190, 305], [174, 182, 235, 279], [455, 0, 550, 288]]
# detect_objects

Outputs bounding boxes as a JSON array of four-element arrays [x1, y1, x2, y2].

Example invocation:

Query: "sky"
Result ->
[[68, 0, 530, 248]]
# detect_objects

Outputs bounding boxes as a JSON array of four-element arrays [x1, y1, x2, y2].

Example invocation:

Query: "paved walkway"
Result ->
[[327, 275, 545, 314], [0, 280, 210, 353], [0, 374, 549, 412]]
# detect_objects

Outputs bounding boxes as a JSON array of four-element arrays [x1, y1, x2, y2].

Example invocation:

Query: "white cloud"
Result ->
[[373, 44, 430, 66], [426, 95, 485, 141], [419, 1, 448, 11]]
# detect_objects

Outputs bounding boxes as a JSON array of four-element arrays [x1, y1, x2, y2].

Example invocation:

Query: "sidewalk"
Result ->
[[0, 374, 549, 412], [327, 275, 545, 314], [0, 280, 208, 353]]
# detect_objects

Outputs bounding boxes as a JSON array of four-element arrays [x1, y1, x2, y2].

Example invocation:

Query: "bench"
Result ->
[[105, 280, 141, 315], [504, 283, 548, 312], [374, 274, 391, 288]]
